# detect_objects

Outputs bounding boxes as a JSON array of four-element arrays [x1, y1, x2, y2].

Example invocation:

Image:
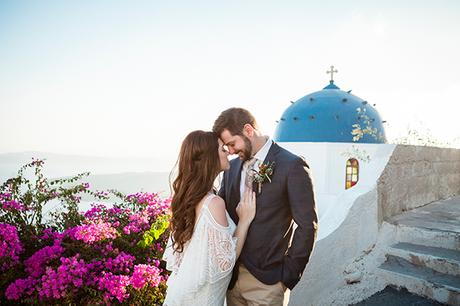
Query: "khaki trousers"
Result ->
[[226, 264, 288, 306]]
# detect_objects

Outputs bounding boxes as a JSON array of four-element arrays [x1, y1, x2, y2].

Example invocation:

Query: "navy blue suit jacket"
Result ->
[[219, 142, 318, 290]]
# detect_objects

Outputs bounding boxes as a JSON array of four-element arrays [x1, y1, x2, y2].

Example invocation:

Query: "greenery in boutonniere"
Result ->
[[250, 161, 275, 193]]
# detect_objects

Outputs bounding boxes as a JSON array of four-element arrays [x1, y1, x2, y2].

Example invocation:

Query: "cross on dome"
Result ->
[[327, 65, 338, 82]]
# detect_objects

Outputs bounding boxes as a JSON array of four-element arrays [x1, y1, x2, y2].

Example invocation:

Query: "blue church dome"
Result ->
[[273, 80, 387, 143]]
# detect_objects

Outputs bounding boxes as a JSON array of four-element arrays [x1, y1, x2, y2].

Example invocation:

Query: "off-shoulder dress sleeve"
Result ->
[[162, 203, 237, 299]]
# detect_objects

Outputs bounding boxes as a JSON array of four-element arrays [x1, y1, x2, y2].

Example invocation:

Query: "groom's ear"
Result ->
[[242, 123, 255, 138]]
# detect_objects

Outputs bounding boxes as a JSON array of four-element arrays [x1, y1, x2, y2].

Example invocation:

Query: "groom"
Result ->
[[213, 108, 318, 306]]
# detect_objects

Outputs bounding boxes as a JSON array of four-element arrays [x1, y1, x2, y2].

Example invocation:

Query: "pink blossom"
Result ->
[[130, 264, 162, 289], [40, 228, 65, 244], [2, 191, 171, 303], [0, 192, 12, 200], [98, 272, 131, 303], [104, 251, 135, 273], [37, 255, 88, 300], [121, 192, 171, 236], [5, 276, 37, 300], [73, 220, 118, 244], [0, 192, 25, 211], [1, 199, 25, 211], [24, 243, 65, 278], [0, 223, 23, 271], [83, 204, 104, 219]]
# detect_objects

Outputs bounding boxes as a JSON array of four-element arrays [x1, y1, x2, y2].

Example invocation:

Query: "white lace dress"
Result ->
[[163, 194, 237, 306]]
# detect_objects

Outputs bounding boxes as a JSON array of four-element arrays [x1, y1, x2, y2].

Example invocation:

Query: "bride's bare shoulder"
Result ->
[[207, 196, 228, 227]]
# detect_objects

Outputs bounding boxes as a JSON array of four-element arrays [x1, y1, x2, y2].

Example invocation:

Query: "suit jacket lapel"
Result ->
[[229, 142, 280, 203], [262, 141, 280, 165], [255, 142, 280, 197], [230, 158, 244, 207]]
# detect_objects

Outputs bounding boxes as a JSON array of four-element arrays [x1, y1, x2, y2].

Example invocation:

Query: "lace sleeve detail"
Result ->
[[162, 235, 183, 272], [203, 210, 237, 283], [162, 204, 236, 301]]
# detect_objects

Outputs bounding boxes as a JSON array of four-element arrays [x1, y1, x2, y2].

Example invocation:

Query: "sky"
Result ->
[[0, 0, 459, 171]]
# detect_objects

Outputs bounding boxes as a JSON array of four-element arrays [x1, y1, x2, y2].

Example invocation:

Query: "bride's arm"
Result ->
[[208, 190, 256, 258], [208, 196, 229, 227], [234, 188, 256, 258]]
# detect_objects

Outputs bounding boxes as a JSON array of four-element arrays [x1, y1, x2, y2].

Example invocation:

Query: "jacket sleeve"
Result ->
[[282, 157, 318, 289]]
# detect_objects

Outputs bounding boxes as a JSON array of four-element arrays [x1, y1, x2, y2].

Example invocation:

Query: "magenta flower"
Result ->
[[122, 192, 171, 236], [0, 192, 26, 211], [73, 220, 119, 244], [0, 223, 24, 271], [130, 264, 162, 289], [24, 243, 65, 278], [5, 276, 37, 300], [104, 251, 135, 273], [2, 187, 171, 304], [1, 199, 25, 211], [37, 255, 88, 300], [82, 204, 104, 219], [98, 271, 131, 303], [40, 227, 65, 244]]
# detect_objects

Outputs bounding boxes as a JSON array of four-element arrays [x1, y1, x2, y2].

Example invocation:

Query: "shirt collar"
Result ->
[[253, 136, 272, 163]]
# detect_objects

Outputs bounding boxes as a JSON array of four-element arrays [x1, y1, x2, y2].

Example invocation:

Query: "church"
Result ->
[[273, 67, 460, 305]]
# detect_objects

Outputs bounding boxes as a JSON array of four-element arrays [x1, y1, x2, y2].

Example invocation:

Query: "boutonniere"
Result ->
[[250, 161, 275, 194]]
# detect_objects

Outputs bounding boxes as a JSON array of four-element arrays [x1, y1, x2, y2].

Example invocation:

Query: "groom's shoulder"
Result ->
[[275, 143, 303, 162], [274, 143, 309, 167]]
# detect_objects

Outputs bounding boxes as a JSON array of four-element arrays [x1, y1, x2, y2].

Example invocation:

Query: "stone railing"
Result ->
[[377, 145, 460, 223]]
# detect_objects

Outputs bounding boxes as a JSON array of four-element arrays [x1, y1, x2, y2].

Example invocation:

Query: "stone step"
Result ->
[[388, 196, 460, 252], [352, 286, 445, 306], [379, 255, 460, 305], [388, 242, 460, 277], [395, 224, 460, 251]]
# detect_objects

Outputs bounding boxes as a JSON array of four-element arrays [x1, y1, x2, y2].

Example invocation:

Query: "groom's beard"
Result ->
[[239, 136, 253, 161]]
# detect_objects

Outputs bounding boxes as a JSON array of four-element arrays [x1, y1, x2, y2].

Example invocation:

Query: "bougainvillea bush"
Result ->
[[0, 159, 171, 305]]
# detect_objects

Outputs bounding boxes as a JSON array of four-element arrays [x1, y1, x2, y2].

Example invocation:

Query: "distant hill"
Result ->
[[0, 152, 173, 197], [83, 171, 172, 199], [0, 151, 173, 181]]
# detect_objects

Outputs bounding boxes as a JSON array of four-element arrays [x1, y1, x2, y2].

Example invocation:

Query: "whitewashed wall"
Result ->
[[278, 142, 395, 240]]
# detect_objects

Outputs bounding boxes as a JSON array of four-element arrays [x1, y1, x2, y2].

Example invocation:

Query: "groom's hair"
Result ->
[[213, 107, 259, 136]]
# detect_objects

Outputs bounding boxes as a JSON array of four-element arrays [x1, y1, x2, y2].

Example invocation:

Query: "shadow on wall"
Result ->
[[289, 188, 381, 306]]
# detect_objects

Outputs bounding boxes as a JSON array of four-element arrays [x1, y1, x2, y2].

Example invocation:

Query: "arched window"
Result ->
[[345, 158, 359, 189]]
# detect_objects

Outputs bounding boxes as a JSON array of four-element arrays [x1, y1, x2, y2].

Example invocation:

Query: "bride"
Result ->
[[163, 130, 256, 306]]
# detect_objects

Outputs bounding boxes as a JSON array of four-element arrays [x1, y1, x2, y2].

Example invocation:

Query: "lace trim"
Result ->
[[163, 193, 237, 285]]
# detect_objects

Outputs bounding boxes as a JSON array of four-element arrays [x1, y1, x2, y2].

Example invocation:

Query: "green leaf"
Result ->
[[138, 214, 169, 248]]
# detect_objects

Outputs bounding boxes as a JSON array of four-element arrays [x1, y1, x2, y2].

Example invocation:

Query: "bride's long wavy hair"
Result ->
[[170, 130, 221, 253]]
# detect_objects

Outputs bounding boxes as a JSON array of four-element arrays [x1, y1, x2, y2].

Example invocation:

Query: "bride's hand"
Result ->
[[236, 188, 256, 224]]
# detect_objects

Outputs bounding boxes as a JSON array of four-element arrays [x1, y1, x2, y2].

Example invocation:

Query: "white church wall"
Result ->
[[278, 142, 395, 240], [287, 143, 329, 195], [285, 145, 460, 305], [289, 187, 384, 306]]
